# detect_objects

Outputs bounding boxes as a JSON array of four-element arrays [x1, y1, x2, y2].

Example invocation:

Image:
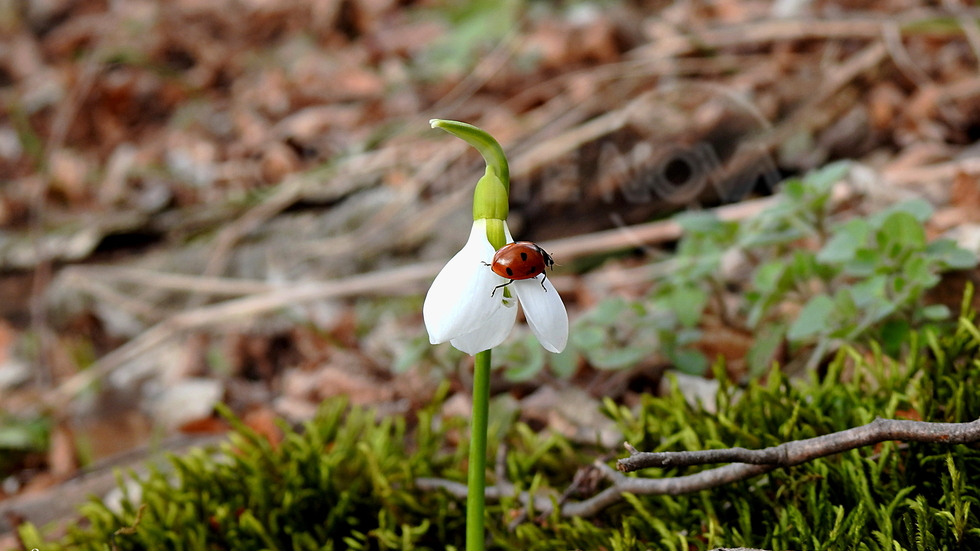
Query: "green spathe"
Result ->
[[472, 166, 509, 225], [430, 119, 510, 251], [430, 119, 510, 195]]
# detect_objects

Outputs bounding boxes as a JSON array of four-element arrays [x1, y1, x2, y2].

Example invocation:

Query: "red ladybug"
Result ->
[[484, 241, 555, 296]]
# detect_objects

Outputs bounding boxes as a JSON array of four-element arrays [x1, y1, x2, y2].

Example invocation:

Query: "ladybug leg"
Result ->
[[491, 280, 513, 297], [539, 274, 548, 292]]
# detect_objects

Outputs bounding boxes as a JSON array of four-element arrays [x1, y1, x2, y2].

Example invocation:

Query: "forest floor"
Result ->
[[4, 0, 980, 544]]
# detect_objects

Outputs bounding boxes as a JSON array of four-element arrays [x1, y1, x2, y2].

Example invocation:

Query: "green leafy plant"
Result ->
[[415, 0, 524, 80], [491, 162, 976, 380], [650, 162, 978, 375]]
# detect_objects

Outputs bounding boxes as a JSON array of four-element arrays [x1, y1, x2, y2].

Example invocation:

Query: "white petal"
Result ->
[[423, 220, 509, 344], [449, 297, 518, 354], [514, 276, 568, 353], [503, 221, 514, 244]]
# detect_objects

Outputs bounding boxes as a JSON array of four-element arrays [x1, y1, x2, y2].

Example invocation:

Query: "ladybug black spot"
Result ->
[[520, 252, 528, 261], [506, 267, 514, 276]]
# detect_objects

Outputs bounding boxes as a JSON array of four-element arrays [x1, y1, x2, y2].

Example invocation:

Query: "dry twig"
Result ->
[[881, 22, 931, 88], [630, 10, 980, 57], [884, 157, 980, 186], [419, 460, 775, 519], [418, 416, 980, 520], [617, 417, 980, 471], [191, 175, 308, 305]]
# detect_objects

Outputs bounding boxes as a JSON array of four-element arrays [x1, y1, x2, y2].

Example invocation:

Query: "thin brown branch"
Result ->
[[417, 459, 775, 519], [884, 156, 980, 186], [627, 10, 980, 62], [881, 22, 931, 88], [940, 0, 980, 73], [559, 461, 776, 518], [418, 416, 980, 520], [63, 266, 275, 296], [618, 417, 980, 472], [191, 175, 307, 306], [41, 260, 445, 407]]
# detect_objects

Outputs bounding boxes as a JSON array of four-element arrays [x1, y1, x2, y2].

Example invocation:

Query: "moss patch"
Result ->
[[20, 318, 980, 550]]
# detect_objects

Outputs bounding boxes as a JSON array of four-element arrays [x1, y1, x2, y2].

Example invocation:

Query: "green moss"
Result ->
[[23, 314, 980, 550]]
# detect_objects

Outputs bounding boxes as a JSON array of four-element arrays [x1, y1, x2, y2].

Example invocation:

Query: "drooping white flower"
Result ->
[[423, 219, 568, 355]]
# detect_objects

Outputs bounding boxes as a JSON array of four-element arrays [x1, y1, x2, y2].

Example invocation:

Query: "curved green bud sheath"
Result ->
[[430, 119, 510, 194], [472, 167, 509, 223]]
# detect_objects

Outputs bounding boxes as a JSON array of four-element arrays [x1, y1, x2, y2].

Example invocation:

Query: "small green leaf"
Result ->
[[502, 334, 545, 381], [671, 285, 709, 328], [0, 418, 47, 451], [788, 294, 834, 341], [748, 324, 786, 377], [803, 161, 851, 191], [782, 179, 805, 200], [844, 249, 880, 277], [393, 340, 428, 373], [572, 327, 605, 350], [877, 211, 926, 250], [671, 348, 709, 376], [850, 276, 887, 308], [0, 426, 37, 449], [818, 219, 869, 263], [675, 211, 723, 234], [867, 199, 934, 231], [739, 227, 806, 248], [789, 250, 819, 281], [591, 297, 628, 325], [921, 304, 951, 321], [832, 288, 859, 323], [900, 198, 935, 221], [753, 261, 787, 293], [549, 347, 580, 379], [926, 239, 978, 270], [590, 347, 648, 370]]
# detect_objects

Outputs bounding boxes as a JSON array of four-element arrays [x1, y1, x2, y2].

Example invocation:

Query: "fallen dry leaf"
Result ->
[[243, 406, 283, 448], [46, 424, 78, 479]]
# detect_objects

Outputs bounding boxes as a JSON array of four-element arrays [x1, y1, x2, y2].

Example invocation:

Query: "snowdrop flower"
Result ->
[[422, 119, 567, 355], [423, 217, 568, 355], [424, 118, 567, 551]]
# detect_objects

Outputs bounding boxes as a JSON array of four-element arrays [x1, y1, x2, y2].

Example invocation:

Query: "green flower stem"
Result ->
[[467, 349, 492, 551]]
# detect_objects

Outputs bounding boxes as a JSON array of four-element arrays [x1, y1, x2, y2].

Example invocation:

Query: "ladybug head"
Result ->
[[541, 249, 555, 270]]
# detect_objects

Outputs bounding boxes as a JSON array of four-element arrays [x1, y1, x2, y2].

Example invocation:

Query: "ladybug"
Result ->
[[484, 241, 555, 296]]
